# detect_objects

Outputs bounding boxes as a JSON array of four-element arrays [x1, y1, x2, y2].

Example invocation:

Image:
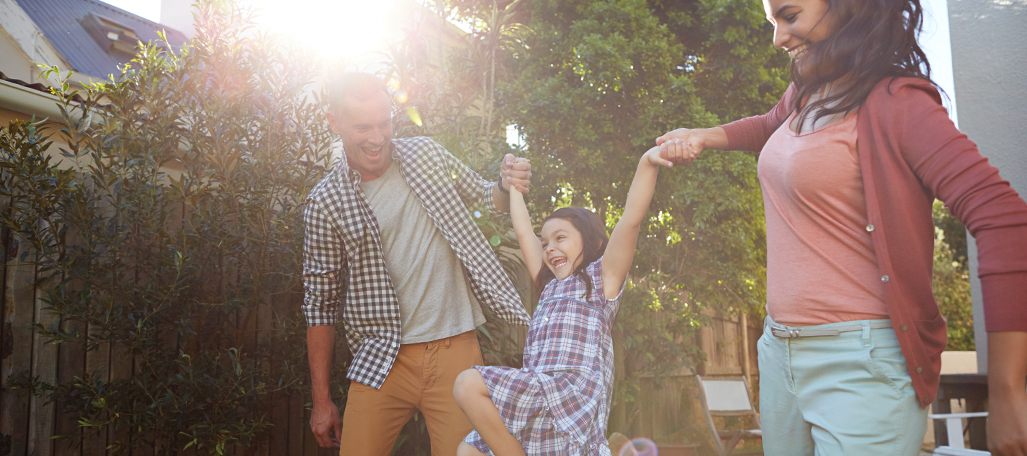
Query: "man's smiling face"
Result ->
[[328, 90, 394, 181]]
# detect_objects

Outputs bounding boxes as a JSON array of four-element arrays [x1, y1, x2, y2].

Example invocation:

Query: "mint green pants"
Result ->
[[757, 316, 929, 456]]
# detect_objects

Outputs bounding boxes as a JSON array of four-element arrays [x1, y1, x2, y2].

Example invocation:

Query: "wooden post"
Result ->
[[741, 313, 751, 388]]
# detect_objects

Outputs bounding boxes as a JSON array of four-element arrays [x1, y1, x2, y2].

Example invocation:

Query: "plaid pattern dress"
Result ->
[[465, 257, 622, 456]]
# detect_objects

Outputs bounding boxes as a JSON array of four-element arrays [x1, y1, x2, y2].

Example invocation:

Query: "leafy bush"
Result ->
[[933, 200, 974, 351], [1, 1, 338, 453]]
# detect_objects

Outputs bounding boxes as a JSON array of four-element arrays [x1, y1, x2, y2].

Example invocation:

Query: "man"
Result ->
[[303, 72, 532, 455]]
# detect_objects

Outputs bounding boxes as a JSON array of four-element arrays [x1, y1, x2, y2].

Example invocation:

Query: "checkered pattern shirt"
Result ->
[[302, 136, 530, 389], [465, 258, 621, 455]]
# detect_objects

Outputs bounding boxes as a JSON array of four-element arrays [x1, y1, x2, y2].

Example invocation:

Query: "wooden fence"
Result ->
[[0, 195, 340, 456], [611, 310, 762, 448]]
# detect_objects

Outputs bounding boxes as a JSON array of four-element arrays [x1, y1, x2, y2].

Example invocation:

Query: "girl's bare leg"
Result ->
[[457, 441, 489, 456], [453, 369, 527, 456]]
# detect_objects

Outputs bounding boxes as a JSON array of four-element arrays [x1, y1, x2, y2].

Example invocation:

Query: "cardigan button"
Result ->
[[916, 367, 923, 373], [881, 275, 890, 282], [900, 325, 907, 331], [866, 224, 875, 232]]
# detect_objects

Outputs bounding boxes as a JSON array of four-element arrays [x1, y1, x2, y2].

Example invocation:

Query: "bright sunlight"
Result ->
[[241, 0, 402, 63], [104, 0, 405, 64]]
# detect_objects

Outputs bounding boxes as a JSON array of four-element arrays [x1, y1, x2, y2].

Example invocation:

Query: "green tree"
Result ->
[[445, 0, 789, 436], [933, 200, 974, 350]]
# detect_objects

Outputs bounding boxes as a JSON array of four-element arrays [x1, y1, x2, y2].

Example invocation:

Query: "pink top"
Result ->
[[759, 112, 888, 325], [721, 78, 1027, 406]]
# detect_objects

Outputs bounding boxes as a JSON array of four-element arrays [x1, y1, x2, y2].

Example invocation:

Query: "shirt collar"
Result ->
[[331, 140, 403, 187]]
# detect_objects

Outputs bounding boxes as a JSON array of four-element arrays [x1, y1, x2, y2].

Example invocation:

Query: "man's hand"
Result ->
[[501, 153, 532, 194], [310, 400, 342, 448]]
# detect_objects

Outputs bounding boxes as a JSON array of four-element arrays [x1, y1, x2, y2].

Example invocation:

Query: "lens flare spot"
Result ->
[[489, 235, 501, 247], [405, 106, 422, 126], [395, 90, 409, 104]]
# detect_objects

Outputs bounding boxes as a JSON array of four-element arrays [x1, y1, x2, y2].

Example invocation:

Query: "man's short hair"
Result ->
[[328, 72, 390, 112]]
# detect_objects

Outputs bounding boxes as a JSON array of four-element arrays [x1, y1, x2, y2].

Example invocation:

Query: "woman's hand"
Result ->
[[656, 128, 707, 165], [656, 127, 730, 164], [988, 392, 1027, 456], [988, 331, 1027, 456]]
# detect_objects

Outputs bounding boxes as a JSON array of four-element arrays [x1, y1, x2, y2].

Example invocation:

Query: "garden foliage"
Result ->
[[1, 2, 336, 453]]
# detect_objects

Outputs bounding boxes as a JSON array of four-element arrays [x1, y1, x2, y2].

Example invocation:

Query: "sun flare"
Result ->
[[241, 0, 402, 63]]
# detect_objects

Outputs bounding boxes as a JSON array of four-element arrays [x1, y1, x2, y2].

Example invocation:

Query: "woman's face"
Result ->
[[763, 0, 838, 68]]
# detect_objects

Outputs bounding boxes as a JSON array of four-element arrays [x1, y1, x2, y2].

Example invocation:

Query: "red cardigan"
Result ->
[[722, 77, 1027, 406]]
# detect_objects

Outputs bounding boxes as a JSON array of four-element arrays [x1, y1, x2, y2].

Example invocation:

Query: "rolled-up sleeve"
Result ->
[[302, 198, 344, 326]]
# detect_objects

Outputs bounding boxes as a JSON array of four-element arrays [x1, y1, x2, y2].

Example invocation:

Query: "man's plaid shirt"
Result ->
[[302, 136, 530, 389]]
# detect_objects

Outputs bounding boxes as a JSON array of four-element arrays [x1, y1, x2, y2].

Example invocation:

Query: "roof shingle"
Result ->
[[14, 0, 189, 80]]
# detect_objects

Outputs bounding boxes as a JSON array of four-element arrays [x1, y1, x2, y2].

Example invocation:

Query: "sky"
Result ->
[[103, 0, 160, 22], [102, 0, 957, 123]]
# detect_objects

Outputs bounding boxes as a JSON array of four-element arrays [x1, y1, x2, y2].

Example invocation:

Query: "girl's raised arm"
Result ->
[[511, 187, 544, 282], [602, 147, 674, 299]]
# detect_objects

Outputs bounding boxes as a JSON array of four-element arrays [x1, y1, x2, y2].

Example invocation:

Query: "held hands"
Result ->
[[310, 400, 342, 448], [656, 128, 706, 165], [643, 145, 675, 168], [501, 153, 532, 193]]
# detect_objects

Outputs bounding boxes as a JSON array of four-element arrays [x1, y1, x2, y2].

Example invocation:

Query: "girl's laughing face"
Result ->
[[540, 218, 584, 280]]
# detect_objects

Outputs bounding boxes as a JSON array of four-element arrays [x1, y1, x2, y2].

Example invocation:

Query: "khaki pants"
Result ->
[[339, 330, 482, 456]]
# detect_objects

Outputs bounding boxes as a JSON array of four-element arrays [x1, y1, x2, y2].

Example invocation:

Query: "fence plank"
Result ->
[[0, 197, 7, 455], [2, 240, 36, 456], [130, 353, 155, 456], [29, 263, 58, 456], [81, 331, 110, 456], [289, 390, 305, 455], [263, 301, 283, 456], [55, 223, 86, 456], [302, 407, 320, 456], [107, 342, 132, 454], [55, 317, 86, 456]]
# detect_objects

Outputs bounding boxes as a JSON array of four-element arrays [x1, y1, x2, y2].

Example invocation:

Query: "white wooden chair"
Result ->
[[928, 411, 991, 456], [696, 375, 763, 456]]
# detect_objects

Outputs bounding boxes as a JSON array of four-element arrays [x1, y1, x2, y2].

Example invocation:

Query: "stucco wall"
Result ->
[[947, 0, 1027, 372]]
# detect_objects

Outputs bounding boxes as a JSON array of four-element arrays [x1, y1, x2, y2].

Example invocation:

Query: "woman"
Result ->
[[657, 0, 1027, 453]]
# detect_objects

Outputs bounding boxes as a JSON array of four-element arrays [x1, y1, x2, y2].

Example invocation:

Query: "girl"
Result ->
[[452, 146, 679, 456], [658, 0, 1027, 453]]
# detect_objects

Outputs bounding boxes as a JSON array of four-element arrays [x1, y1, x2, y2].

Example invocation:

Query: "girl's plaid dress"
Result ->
[[464, 257, 622, 455]]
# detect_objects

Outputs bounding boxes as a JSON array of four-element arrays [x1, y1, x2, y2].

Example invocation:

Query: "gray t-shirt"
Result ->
[[359, 161, 486, 343]]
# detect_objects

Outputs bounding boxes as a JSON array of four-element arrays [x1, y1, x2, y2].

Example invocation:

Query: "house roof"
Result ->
[[14, 0, 189, 80]]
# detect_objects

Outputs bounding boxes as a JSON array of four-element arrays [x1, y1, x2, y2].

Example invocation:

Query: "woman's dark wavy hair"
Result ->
[[533, 207, 609, 298], [791, 0, 936, 127]]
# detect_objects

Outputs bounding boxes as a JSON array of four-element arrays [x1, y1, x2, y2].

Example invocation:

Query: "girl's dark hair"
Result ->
[[791, 0, 935, 127], [533, 207, 609, 297]]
